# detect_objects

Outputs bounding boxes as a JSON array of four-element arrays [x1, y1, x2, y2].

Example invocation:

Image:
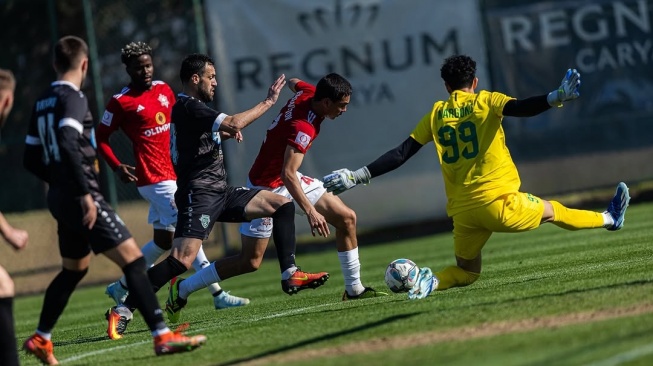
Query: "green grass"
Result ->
[[14, 202, 653, 365]]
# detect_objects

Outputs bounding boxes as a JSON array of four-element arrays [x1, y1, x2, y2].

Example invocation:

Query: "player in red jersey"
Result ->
[[96, 42, 249, 312], [167, 73, 387, 307]]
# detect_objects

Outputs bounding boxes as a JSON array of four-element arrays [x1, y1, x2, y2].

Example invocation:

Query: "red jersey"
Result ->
[[97, 80, 176, 186], [249, 81, 324, 188]]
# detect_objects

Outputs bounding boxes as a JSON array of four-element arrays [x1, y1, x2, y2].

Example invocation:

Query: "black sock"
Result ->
[[121, 257, 166, 332], [38, 268, 87, 332], [0, 297, 18, 366], [123, 255, 187, 308], [271, 202, 297, 272], [212, 289, 223, 297]]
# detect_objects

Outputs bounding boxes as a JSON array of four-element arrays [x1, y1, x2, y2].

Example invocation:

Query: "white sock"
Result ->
[[338, 247, 364, 295], [192, 245, 223, 295], [602, 211, 615, 227], [281, 265, 298, 280], [35, 330, 51, 341], [179, 262, 220, 299], [119, 240, 166, 287]]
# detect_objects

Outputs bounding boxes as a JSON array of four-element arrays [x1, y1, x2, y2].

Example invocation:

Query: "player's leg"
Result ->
[[106, 183, 173, 304], [172, 234, 266, 317], [544, 182, 630, 231], [23, 255, 89, 365], [128, 185, 220, 310], [314, 190, 387, 299], [191, 244, 251, 309], [94, 200, 205, 353], [0, 265, 19, 366], [23, 201, 89, 365], [242, 188, 329, 294], [423, 192, 545, 295], [103, 238, 206, 353], [437, 207, 489, 289]]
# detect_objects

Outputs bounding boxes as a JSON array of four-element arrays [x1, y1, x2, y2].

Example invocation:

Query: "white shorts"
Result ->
[[137, 180, 178, 232], [239, 172, 326, 238]]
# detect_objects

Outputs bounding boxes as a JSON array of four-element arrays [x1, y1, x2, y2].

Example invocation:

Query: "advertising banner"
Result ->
[[483, 0, 653, 160], [205, 0, 488, 232]]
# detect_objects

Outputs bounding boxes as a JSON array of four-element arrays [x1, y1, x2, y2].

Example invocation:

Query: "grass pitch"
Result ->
[[14, 202, 653, 365]]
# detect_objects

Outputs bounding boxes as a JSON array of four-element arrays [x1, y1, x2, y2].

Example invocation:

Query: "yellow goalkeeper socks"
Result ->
[[434, 266, 480, 290], [549, 200, 605, 230]]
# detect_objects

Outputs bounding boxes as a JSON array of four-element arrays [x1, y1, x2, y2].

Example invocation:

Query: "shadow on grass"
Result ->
[[53, 335, 108, 346], [53, 328, 151, 347], [216, 312, 421, 366], [452, 278, 653, 310]]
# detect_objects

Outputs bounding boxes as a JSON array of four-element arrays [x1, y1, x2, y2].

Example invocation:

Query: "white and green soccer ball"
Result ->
[[384, 258, 420, 293]]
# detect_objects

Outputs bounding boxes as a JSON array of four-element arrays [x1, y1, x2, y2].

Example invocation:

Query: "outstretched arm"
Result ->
[[503, 68, 580, 117], [220, 74, 286, 134], [323, 137, 424, 195], [502, 95, 550, 117]]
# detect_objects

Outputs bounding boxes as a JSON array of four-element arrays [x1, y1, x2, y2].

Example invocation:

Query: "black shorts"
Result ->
[[47, 189, 132, 259], [174, 185, 260, 240]]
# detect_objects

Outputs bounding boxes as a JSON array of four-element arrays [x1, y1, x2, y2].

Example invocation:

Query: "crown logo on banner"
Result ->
[[297, 0, 380, 35]]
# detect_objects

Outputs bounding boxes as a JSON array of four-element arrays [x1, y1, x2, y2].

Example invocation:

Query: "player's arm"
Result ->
[[97, 102, 137, 183], [323, 137, 424, 195], [58, 124, 90, 197], [281, 145, 329, 237], [23, 113, 51, 183], [502, 96, 551, 117], [502, 69, 580, 118], [58, 124, 97, 229], [287, 78, 302, 93], [59, 95, 97, 228], [0, 211, 28, 250], [219, 130, 243, 143], [219, 74, 286, 135]]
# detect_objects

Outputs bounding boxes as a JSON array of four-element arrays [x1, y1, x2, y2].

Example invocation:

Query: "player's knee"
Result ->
[[61, 267, 88, 286], [239, 261, 259, 274], [271, 200, 294, 216], [242, 258, 262, 273], [334, 207, 357, 232]]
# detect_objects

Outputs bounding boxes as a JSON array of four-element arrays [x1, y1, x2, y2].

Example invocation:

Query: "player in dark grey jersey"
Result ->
[[111, 53, 329, 329], [22, 36, 206, 364]]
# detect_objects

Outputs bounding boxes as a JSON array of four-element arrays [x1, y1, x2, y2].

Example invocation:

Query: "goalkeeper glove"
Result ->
[[322, 167, 371, 195], [408, 267, 437, 300], [547, 68, 581, 107]]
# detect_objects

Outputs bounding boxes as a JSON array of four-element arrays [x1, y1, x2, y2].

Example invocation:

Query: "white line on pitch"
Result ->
[[58, 302, 337, 364], [585, 343, 653, 366]]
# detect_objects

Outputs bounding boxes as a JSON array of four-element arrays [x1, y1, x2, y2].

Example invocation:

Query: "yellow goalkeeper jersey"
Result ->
[[410, 90, 520, 216]]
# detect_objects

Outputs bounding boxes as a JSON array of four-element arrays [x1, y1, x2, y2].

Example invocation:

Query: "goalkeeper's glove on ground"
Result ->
[[547, 68, 580, 107], [408, 267, 437, 300], [322, 167, 371, 195]]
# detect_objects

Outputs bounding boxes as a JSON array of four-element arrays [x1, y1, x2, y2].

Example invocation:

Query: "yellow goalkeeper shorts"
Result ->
[[453, 192, 545, 260]]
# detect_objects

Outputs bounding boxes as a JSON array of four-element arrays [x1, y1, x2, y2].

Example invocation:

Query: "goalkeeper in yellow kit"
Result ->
[[322, 55, 630, 300]]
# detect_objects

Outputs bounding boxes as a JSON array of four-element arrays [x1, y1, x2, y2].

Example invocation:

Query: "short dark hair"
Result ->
[[313, 73, 352, 102], [0, 69, 15, 92], [440, 55, 476, 90], [53, 35, 88, 74], [180, 53, 214, 84], [121, 41, 152, 65]]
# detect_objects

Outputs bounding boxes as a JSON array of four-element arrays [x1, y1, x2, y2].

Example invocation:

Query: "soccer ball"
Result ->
[[384, 258, 420, 293]]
